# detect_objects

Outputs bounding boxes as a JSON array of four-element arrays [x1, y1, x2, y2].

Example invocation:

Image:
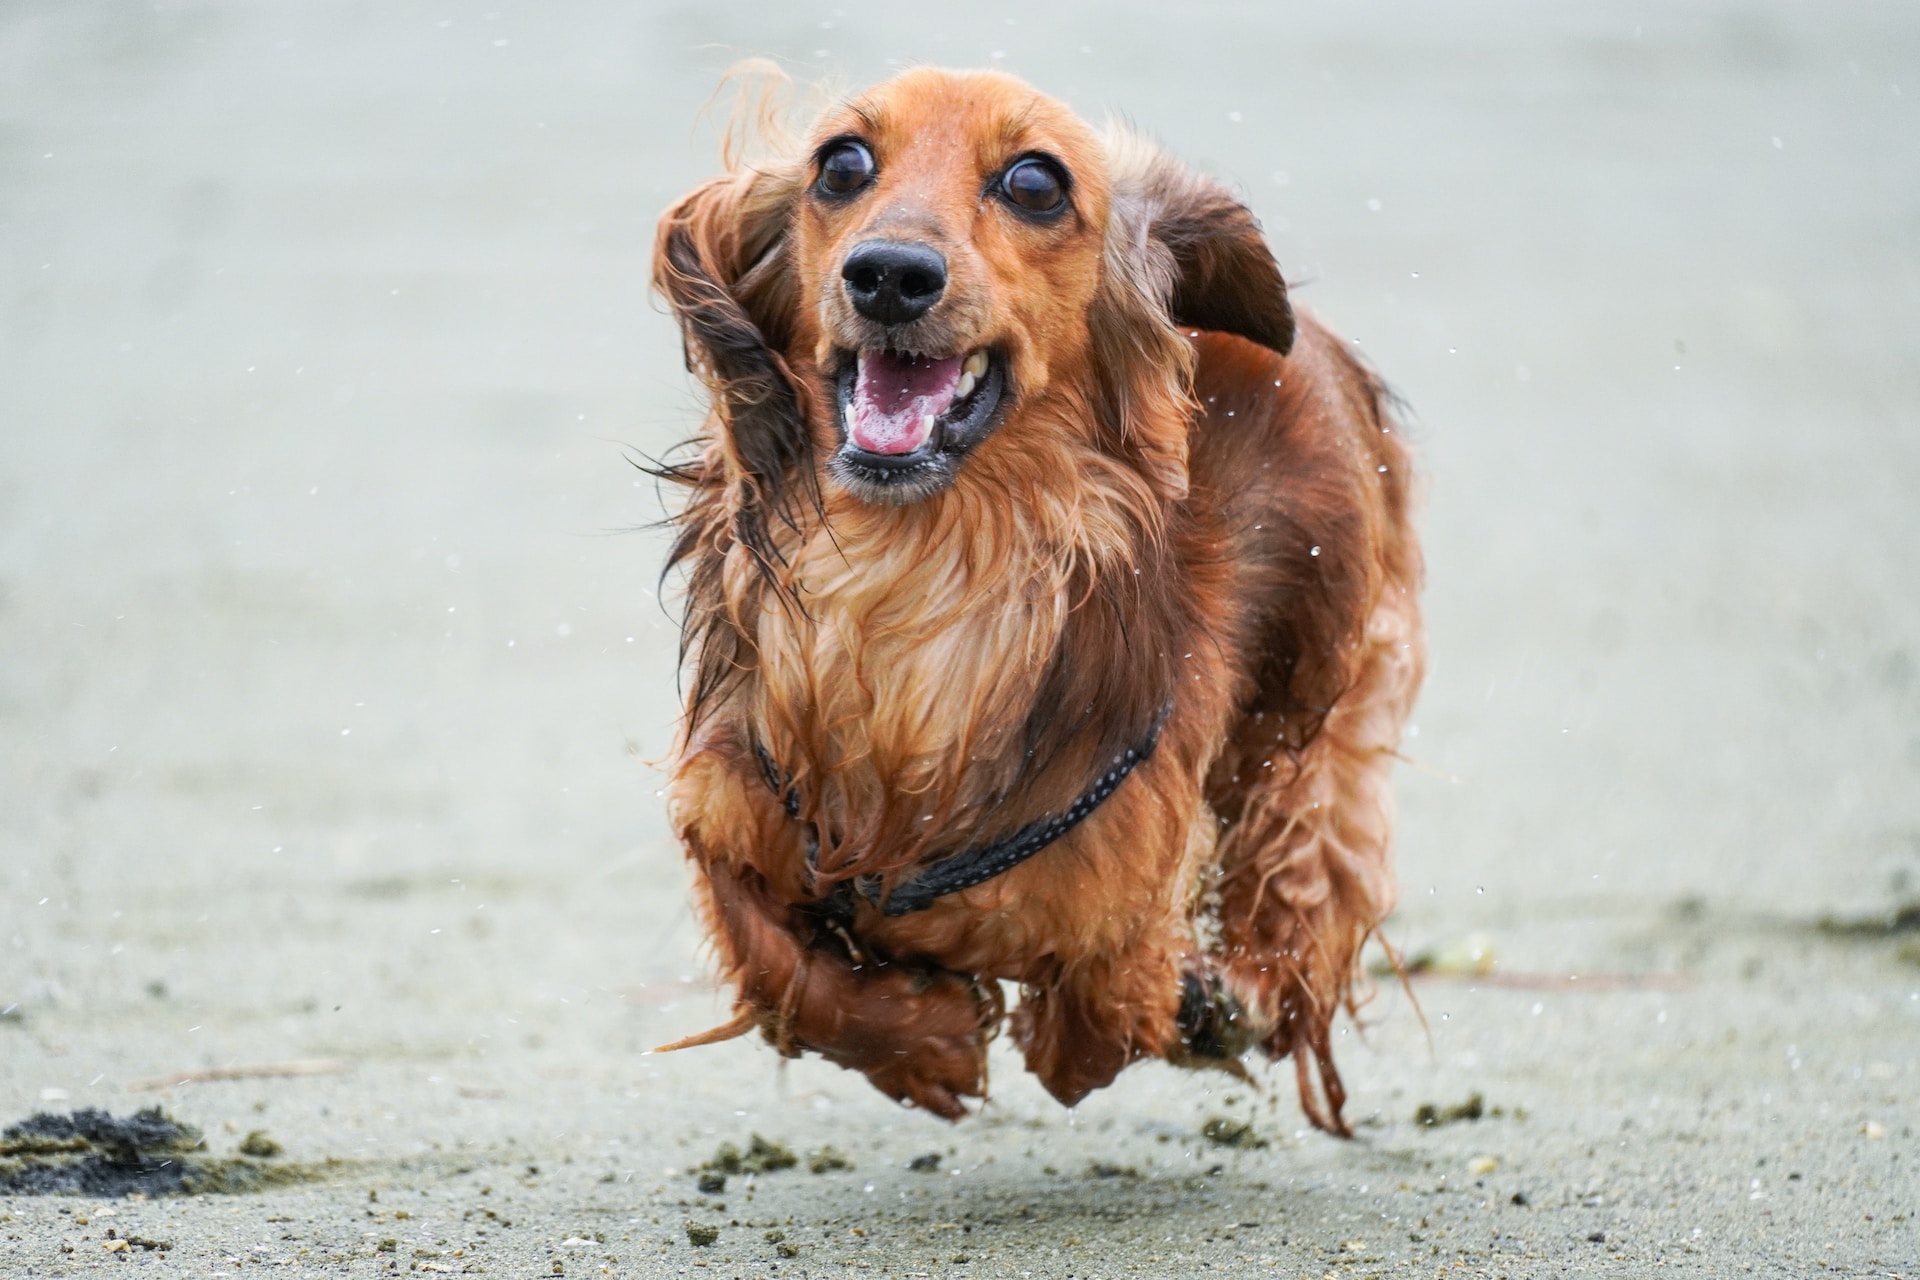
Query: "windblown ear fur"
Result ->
[[652, 163, 812, 579], [1103, 128, 1295, 356], [655, 167, 803, 354]]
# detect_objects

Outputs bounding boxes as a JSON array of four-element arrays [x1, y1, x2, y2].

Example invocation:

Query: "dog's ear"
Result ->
[[1088, 133, 1292, 501], [653, 163, 813, 573], [1103, 131, 1294, 355], [654, 167, 804, 355]]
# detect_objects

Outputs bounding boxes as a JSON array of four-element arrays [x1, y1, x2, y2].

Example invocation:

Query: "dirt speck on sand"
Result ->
[[237, 1130, 283, 1158], [807, 1145, 853, 1174], [117, 1232, 174, 1252], [0, 1109, 318, 1197], [1414, 1092, 1485, 1128], [685, 1222, 719, 1246], [702, 1133, 798, 1178], [1201, 1116, 1268, 1149], [698, 1128, 794, 1189], [1814, 901, 1920, 938], [696, 1133, 804, 1193]]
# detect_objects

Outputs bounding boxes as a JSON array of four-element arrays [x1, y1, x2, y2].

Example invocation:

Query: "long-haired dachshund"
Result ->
[[651, 68, 1424, 1134]]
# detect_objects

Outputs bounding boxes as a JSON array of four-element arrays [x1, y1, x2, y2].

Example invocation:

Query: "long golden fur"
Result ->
[[651, 68, 1424, 1133]]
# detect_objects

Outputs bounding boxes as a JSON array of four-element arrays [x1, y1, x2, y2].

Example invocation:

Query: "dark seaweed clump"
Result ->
[[0, 1108, 312, 1197], [702, 1133, 799, 1176], [1201, 1116, 1269, 1149], [1414, 1093, 1485, 1128]]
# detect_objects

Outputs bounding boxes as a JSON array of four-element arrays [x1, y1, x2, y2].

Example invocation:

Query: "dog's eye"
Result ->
[[817, 140, 875, 197], [1000, 157, 1067, 215]]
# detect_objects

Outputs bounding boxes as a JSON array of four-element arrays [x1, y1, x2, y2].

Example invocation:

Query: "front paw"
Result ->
[[787, 958, 1002, 1120], [698, 859, 1000, 1117], [1174, 968, 1260, 1062]]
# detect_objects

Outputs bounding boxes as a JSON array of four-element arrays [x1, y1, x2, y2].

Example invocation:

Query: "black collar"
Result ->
[[754, 701, 1170, 917]]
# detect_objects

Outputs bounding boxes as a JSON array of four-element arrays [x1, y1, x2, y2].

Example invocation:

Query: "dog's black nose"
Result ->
[[841, 241, 946, 326]]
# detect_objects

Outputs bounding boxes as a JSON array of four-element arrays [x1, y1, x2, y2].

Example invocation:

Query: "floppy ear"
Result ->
[[652, 163, 812, 572], [1105, 130, 1294, 355], [1088, 132, 1292, 501], [654, 167, 803, 355]]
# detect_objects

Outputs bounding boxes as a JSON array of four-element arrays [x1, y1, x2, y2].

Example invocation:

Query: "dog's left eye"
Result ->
[[1000, 157, 1068, 215]]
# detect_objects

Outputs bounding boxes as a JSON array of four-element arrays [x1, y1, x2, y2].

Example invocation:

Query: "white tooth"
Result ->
[[921, 412, 936, 437], [956, 370, 977, 400], [963, 350, 989, 378]]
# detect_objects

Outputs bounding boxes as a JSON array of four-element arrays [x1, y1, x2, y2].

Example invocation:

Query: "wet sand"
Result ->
[[2, 1, 1916, 1274]]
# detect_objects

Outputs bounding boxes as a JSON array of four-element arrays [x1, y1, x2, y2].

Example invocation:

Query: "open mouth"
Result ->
[[831, 347, 1008, 500]]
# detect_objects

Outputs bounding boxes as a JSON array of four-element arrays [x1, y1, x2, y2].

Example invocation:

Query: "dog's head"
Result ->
[[657, 68, 1293, 509]]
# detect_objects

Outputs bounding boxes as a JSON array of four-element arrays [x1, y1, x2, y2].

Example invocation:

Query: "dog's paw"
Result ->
[[786, 956, 1001, 1120], [1173, 968, 1261, 1062]]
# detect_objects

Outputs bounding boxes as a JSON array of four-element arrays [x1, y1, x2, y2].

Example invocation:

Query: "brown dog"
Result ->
[[652, 68, 1424, 1133]]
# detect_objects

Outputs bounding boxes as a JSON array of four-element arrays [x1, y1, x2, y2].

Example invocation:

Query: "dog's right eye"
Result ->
[[816, 140, 875, 197]]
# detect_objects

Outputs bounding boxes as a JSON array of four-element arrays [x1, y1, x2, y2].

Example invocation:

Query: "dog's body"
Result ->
[[653, 69, 1424, 1132]]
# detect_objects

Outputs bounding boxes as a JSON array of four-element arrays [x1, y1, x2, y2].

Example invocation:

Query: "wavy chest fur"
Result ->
[[731, 449, 1173, 882], [740, 507, 1060, 875]]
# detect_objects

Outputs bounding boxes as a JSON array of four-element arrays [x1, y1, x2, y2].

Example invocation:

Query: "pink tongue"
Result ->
[[850, 351, 962, 455]]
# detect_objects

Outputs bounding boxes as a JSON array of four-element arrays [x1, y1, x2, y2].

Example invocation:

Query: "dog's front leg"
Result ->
[[688, 851, 1001, 1119]]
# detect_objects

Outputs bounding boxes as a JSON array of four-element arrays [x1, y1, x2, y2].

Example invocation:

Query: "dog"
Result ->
[[651, 67, 1424, 1134]]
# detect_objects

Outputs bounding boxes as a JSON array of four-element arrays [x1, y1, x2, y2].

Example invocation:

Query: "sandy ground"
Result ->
[[3, 1, 1917, 1275]]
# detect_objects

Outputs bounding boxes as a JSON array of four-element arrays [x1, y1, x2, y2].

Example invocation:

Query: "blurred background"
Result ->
[[2, 1, 1915, 1273]]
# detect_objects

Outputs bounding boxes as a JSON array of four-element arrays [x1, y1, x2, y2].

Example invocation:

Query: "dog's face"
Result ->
[[794, 71, 1113, 503], [656, 68, 1297, 512]]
